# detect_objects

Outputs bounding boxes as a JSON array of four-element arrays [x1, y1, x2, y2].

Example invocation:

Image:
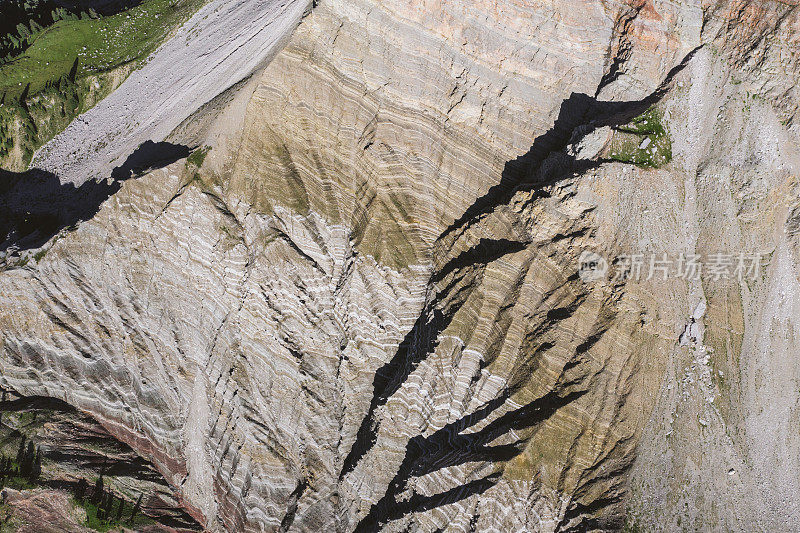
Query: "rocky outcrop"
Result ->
[[0, 488, 94, 533], [0, 391, 201, 530], [0, 487, 185, 532], [2, 0, 800, 531]]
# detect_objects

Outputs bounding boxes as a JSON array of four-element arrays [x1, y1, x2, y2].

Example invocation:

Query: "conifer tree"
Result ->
[[29, 446, 41, 481], [129, 492, 143, 523], [15, 436, 26, 471], [20, 441, 34, 477], [115, 496, 125, 521], [76, 477, 88, 502], [91, 474, 104, 505]]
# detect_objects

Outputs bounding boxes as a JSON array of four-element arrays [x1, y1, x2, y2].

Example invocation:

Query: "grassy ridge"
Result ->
[[0, 0, 204, 169], [0, 0, 202, 99], [0, 0, 116, 64]]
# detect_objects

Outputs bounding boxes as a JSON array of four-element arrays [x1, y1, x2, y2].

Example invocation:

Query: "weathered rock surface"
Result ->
[[31, 0, 313, 186], [0, 488, 94, 533], [2, 1, 800, 532], [0, 391, 201, 530], [0, 487, 183, 532]]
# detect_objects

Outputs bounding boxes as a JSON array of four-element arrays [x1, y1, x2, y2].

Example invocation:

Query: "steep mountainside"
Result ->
[[2, 0, 800, 531]]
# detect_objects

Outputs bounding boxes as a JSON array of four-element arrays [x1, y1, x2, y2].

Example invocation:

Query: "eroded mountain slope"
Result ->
[[31, 0, 313, 185], [2, 0, 800, 531]]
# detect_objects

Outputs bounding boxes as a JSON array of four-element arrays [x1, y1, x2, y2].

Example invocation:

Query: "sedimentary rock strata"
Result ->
[[2, 0, 800, 531]]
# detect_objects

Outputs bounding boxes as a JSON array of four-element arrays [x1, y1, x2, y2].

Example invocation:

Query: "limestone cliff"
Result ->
[[2, 1, 800, 531]]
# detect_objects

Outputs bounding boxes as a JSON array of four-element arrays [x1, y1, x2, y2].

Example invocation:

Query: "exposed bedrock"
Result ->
[[0, 390, 202, 531], [30, 0, 314, 186], [2, 0, 800, 531]]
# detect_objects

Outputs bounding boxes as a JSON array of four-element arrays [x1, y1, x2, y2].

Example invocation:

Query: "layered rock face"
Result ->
[[2, 0, 800, 531], [0, 391, 201, 530]]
